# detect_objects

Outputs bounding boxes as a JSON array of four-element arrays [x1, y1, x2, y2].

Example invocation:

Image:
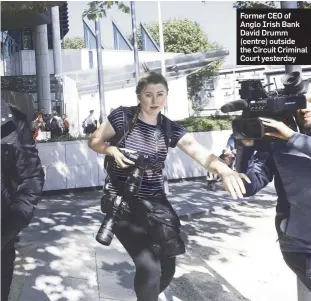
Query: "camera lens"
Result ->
[[282, 71, 305, 94], [124, 168, 144, 196], [233, 118, 263, 139], [96, 215, 116, 246], [242, 121, 261, 138]]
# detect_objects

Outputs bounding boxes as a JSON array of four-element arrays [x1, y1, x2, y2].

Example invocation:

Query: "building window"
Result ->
[[22, 28, 33, 50]]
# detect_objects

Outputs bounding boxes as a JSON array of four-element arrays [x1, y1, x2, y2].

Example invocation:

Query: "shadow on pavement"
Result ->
[[10, 180, 276, 301]]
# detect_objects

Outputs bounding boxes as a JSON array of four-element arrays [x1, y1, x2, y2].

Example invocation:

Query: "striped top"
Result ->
[[106, 106, 188, 198]]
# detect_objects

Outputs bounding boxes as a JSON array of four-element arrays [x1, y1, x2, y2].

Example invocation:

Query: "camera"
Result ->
[[221, 71, 309, 140], [96, 150, 162, 246]]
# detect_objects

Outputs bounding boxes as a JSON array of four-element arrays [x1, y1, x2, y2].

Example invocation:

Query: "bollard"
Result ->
[[297, 277, 311, 301]]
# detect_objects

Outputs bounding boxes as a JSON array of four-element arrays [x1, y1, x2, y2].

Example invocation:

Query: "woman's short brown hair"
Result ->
[[136, 72, 169, 96]]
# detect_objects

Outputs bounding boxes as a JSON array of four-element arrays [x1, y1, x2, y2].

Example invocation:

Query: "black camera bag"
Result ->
[[134, 194, 185, 258]]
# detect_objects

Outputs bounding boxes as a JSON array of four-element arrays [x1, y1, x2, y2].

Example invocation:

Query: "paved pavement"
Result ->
[[8, 180, 297, 301]]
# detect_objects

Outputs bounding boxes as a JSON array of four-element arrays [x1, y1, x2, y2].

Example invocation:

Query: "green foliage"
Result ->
[[300, 1, 311, 8], [62, 37, 85, 49], [233, 1, 311, 9], [233, 1, 277, 9], [176, 115, 234, 132], [83, 1, 130, 20], [1, 1, 51, 14], [130, 19, 219, 54], [128, 19, 223, 106]]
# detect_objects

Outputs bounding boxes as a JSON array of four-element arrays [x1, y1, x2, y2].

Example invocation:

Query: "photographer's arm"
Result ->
[[88, 119, 117, 156], [88, 119, 134, 168], [177, 133, 250, 199], [235, 145, 275, 197]]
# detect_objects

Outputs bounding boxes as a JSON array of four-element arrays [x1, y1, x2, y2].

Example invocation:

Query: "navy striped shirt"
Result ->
[[106, 106, 188, 198]]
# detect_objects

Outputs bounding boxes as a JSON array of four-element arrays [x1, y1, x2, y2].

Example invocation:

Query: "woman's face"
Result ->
[[138, 83, 168, 116]]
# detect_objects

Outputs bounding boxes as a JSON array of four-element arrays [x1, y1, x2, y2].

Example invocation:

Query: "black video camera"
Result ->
[[96, 150, 162, 246], [220, 71, 309, 140]]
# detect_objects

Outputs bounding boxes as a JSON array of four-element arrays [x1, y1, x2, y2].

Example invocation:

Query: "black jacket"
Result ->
[[1, 103, 45, 249], [236, 133, 311, 252]]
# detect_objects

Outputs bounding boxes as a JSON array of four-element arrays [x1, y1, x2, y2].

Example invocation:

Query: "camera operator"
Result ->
[[88, 72, 249, 301], [1, 102, 45, 301], [235, 82, 311, 291]]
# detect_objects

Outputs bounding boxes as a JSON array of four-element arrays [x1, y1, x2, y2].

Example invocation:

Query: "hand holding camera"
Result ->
[[259, 117, 295, 140], [97, 149, 163, 246], [240, 107, 311, 146], [109, 146, 135, 168], [221, 71, 309, 143]]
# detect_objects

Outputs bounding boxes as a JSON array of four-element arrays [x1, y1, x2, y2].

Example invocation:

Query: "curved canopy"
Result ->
[[62, 49, 229, 95]]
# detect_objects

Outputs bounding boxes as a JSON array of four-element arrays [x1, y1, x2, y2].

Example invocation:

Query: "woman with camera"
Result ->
[[88, 72, 250, 301]]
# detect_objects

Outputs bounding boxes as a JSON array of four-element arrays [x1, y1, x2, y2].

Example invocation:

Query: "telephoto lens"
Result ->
[[125, 167, 144, 195], [96, 214, 117, 246]]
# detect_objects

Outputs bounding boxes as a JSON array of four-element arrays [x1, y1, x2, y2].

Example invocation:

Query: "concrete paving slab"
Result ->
[[95, 240, 136, 300], [8, 180, 298, 301]]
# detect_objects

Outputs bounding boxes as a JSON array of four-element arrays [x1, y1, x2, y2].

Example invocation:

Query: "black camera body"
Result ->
[[221, 71, 309, 141], [96, 150, 162, 246]]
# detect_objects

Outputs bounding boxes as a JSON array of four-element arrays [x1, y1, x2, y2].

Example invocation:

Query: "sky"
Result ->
[[66, 1, 237, 66]]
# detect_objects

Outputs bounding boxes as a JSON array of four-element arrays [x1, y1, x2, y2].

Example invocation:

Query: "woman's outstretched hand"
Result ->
[[218, 169, 251, 200]]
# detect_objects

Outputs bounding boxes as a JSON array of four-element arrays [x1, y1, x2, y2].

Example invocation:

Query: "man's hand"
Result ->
[[259, 117, 295, 140]]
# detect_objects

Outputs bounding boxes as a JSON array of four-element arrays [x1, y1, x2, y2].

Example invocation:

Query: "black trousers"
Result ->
[[282, 251, 311, 292], [1, 241, 16, 301], [85, 124, 96, 135], [115, 216, 176, 301], [276, 215, 311, 291]]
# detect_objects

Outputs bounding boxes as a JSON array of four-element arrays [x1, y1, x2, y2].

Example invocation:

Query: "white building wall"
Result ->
[[6, 48, 191, 121], [71, 76, 189, 135], [20, 49, 85, 75], [38, 130, 232, 191]]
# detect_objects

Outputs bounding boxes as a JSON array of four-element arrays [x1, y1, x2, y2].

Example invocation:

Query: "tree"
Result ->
[[62, 37, 85, 49], [233, 1, 311, 9], [1, 1, 59, 14], [82, 1, 129, 20], [129, 19, 224, 106], [82, 1, 130, 122]]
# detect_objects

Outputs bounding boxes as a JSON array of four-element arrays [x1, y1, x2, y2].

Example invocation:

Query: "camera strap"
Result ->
[[104, 105, 173, 192], [104, 106, 140, 173], [154, 113, 162, 162]]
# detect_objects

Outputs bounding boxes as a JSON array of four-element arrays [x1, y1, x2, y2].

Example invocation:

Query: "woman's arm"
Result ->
[[176, 133, 230, 174], [177, 133, 250, 199], [88, 119, 116, 156], [88, 119, 134, 168]]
